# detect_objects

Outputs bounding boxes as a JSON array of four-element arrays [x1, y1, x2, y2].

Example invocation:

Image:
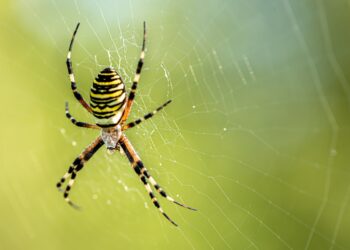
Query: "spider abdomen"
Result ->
[[90, 67, 126, 127]]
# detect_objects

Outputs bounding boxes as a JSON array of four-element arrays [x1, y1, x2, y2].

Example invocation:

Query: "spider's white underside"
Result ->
[[101, 125, 122, 153]]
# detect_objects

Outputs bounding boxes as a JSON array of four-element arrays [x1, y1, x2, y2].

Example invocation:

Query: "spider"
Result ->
[[56, 22, 196, 226]]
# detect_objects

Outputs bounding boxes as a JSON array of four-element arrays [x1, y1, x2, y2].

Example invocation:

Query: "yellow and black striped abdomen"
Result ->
[[90, 67, 126, 127]]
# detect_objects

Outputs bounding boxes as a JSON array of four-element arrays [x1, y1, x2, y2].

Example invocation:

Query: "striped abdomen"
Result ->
[[90, 67, 126, 127]]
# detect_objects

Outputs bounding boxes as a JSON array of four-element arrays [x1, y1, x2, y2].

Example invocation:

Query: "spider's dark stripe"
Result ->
[[92, 83, 121, 90], [66, 59, 72, 74], [136, 60, 143, 74], [97, 123, 118, 128], [94, 70, 120, 82], [90, 101, 124, 109], [100, 67, 116, 73], [93, 113, 115, 119], [90, 95, 122, 102], [95, 77, 121, 83], [128, 92, 135, 100], [144, 113, 152, 119], [90, 88, 123, 95], [92, 110, 118, 116], [94, 111, 114, 118]]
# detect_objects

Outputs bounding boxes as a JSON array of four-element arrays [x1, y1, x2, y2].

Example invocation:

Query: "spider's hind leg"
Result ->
[[137, 161, 197, 211], [136, 167, 178, 226], [56, 136, 104, 209], [118, 134, 196, 215], [56, 164, 75, 192], [56, 159, 83, 209]]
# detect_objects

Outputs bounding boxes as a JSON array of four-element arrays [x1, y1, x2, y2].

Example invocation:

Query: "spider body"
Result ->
[[90, 67, 126, 128], [56, 22, 195, 226]]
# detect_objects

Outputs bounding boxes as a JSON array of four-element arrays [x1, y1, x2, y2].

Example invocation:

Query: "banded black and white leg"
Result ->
[[119, 135, 196, 226], [56, 136, 104, 208], [136, 163, 178, 226], [66, 22, 93, 113], [119, 135, 195, 209], [122, 100, 172, 131], [121, 21, 146, 122], [65, 102, 99, 129], [138, 161, 196, 211]]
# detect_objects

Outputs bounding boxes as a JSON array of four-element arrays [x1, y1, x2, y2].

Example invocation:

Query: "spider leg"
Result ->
[[138, 161, 196, 211], [56, 136, 104, 209], [122, 100, 172, 131], [137, 166, 178, 226], [65, 102, 99, 129], [119, 135, 196, 210], [119, 134, 195, 226], [121, 21, 146, 123], [66, 23, 93, 114], [118, 135, 179, 226]]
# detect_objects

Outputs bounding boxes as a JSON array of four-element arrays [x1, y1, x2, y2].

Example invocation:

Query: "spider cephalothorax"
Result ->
[[56, 22, 196, 226]]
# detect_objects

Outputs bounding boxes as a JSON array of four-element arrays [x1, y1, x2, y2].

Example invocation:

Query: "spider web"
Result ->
[[3, 0, 350, 249]]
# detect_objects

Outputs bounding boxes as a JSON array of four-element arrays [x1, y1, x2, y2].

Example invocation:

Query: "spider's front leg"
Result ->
[[56, 136, 104, 208], [121, 21, 146, 123], [66, 23, 93, 113]]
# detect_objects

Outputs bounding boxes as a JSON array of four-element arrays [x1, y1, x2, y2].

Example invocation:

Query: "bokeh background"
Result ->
[[1, 0, 350, 249]]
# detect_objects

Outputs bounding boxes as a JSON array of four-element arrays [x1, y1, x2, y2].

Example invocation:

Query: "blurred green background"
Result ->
[[1, 0, 350, 249]]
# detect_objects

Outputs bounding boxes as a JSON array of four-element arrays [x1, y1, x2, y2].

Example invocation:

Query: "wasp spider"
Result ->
[[56, 22, 196, 226]]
